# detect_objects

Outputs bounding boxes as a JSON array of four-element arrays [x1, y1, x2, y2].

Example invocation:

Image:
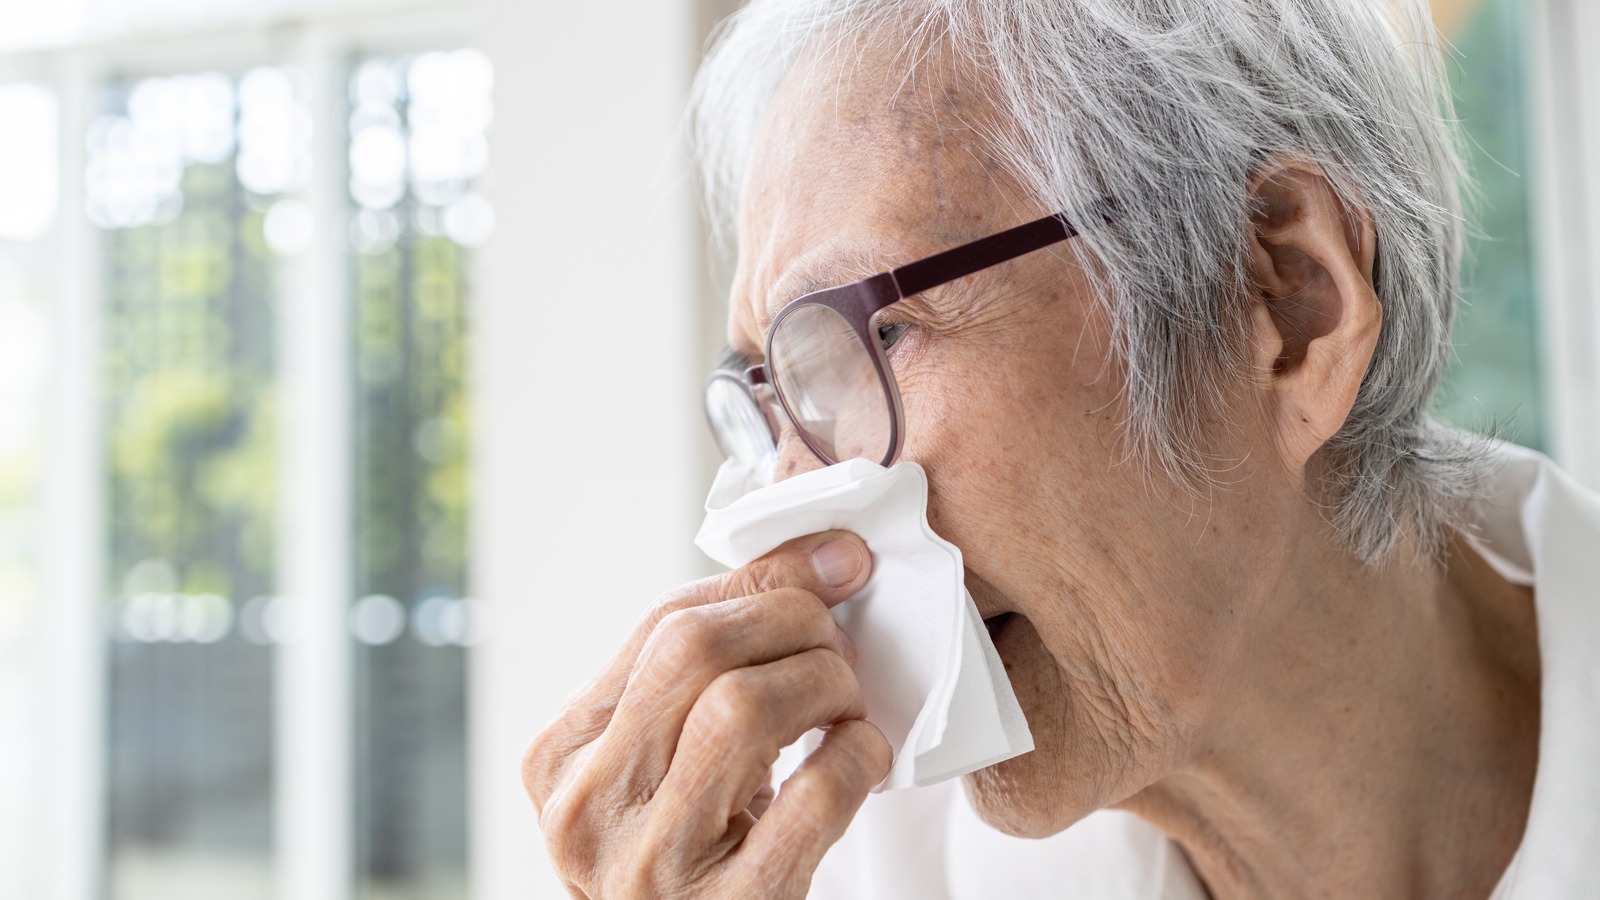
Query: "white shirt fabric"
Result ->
[[801, 442, 1600, 899]]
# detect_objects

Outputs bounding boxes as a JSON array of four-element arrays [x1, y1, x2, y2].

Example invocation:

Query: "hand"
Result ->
[[522, 530, 891, 899]]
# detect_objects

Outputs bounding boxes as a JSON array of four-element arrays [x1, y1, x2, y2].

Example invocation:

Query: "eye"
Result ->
[[877, 322, 909, 351]]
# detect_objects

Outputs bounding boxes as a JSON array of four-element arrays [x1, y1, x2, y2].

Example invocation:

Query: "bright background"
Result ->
[[0, 0, 1595, 898]]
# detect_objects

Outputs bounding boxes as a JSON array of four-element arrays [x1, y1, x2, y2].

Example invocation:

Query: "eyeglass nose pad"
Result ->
[[749, 381, 786, 447]]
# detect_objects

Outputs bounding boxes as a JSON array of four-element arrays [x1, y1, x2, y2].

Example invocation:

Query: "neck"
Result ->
[[1119, 525, 1540, 900]]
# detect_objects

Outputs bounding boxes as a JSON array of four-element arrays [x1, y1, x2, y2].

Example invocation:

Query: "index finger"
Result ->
[[601, 529, 871, 694], [523, 530, 872, 801]]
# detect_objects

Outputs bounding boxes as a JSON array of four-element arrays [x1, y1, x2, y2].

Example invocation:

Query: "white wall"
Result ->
[[471, 1, 732, 896]]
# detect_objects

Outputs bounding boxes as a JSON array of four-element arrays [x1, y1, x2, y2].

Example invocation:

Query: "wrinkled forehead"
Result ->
[[727, 35, 1028, 354]]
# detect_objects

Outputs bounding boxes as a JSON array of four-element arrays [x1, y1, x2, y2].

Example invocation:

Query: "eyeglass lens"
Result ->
[[768, 303, 892, 465], [705, 376, 775, 467]]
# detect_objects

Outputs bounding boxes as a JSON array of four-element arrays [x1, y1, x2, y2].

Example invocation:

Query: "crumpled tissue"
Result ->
[[694, 457, 1033, 792]]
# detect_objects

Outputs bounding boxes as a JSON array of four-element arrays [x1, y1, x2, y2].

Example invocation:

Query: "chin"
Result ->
[[961, 753, 1099, 839], [959, 610, 1105, 839]]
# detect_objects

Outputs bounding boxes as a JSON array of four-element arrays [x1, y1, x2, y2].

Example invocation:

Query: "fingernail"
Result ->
[[835, 624, 858, 665], [812, 537, 865, 588]]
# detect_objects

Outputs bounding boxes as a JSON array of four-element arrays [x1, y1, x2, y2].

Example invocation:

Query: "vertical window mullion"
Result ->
[[274, 26, 355, 900], [43, 48, 107, 900]]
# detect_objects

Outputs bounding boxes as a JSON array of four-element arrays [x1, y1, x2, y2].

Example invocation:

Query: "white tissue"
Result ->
[[695, 457, 1033, 792]]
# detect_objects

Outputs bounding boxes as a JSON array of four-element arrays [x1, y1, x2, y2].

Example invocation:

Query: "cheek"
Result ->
[[904, 332, 1266, 833], [903, 330, 1135, 591]]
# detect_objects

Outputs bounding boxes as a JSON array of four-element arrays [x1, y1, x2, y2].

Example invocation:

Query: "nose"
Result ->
[[770, 426, 828, 483]]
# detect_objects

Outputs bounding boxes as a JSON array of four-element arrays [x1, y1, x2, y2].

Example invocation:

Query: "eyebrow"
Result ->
[[715, 344, 752, 372], [721, 267, 837, 372], [756, 247, 884, 336]]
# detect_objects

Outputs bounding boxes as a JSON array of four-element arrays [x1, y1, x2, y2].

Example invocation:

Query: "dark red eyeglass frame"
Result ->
[[712, 209, 1089, 469]]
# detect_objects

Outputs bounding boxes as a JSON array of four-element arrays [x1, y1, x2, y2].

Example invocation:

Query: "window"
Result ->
[[96, 67, 298, 899], [348, 49, 490, 899], [1431, 0, 1547, 450], [0, 7, 488, 897]]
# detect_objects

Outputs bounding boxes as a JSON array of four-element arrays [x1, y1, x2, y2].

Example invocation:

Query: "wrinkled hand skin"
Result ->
[[522, 530, 892, 899]]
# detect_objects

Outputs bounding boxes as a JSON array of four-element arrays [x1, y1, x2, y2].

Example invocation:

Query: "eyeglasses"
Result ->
[[705, 210, 1089, 471], [706, 211, 1092, 472]]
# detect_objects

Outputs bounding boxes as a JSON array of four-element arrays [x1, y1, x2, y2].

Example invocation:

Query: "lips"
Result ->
[[967, 568, 1016, 641], [982, 611, 1016, 640]]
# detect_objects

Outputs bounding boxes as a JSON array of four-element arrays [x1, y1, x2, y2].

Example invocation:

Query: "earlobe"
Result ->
[[1278, 296, 1381, 466], [1243, 157, 1381, 476]]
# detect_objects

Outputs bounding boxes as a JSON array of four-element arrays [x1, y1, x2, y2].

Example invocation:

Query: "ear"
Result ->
[[1243, 157, 1381, 477]]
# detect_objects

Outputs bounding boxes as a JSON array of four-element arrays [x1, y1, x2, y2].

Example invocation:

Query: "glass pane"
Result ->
[[0, 81, 57, 900], [96, 67, 307, 900], [706, 376, 776, 467], [349, 49, 491, 900], [770, 303, 892, 465], [1431, 0, 1545, 450]]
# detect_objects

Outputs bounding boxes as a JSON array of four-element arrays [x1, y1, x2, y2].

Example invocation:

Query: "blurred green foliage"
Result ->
[[105, 159, 277, 600], [354, 234, 470, 599], [348, 55, 475, 899], [1432, 0, 1546, 450]]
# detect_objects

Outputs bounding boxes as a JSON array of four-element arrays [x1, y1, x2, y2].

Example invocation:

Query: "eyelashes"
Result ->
[[877, 321, 910, 352]]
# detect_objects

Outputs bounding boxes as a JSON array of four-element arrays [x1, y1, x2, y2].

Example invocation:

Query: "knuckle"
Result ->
[[521, 732, 559, 807], [783, 768, 854, 826], [719, 568, 767, 601], [522, 700, 616, 810], [747, 586, 830, 632], [809, 644, 857, 685], [645, 580, 714, 629], [837, 719, 894, 778], [567, 695, 616, 739], [726, 549, 817, 597], [761, 584, 825, 609], [538, 780, 599, 877], [644, 606, 723, 674], [794, 646, 862, 715], [696, 669, 772, 737]]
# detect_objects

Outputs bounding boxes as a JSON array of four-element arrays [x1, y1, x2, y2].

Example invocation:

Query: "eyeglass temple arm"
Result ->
[[888, 212, 1081, 300]]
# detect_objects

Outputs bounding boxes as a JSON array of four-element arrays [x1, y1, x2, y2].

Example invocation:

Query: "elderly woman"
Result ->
[[523, 0, 1600, 897]]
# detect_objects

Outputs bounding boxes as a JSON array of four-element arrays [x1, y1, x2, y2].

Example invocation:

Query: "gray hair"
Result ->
[[688, 0, 1491, 565]]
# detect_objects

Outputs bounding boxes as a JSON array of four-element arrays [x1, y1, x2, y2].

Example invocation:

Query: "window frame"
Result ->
[[12, 5, 483, 900]]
